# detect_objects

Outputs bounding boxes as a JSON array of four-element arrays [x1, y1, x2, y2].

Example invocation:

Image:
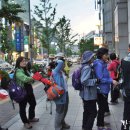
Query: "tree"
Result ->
[[54, 16, 78, 54], [0, 0, 25, 24], [0, 0, 25, 55], [78, 38, 95, 55], [33, 0, 56, 55]]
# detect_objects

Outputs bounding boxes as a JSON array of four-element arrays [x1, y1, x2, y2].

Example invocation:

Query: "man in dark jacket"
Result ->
[[121, 53, 130, 130]]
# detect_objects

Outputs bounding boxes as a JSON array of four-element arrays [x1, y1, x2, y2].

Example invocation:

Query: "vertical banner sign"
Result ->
[[20, 25, 24, 51], [15, 23, 24, 52]]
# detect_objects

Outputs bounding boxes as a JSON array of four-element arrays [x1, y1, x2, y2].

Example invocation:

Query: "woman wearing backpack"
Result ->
[[80, 51, 99, 130], [15, 57, 39, 129], [93, 48, 118, 130], [108, 53, 120, 104]]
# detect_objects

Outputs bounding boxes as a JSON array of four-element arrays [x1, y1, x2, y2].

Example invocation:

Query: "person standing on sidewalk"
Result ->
[[52, 59, 70, 130], [80, 51, 98, 130], [108, 53, 120, 104], [93, 48, 118, 130], [15, 57, 39, 129], [121, 53, 130, 130]]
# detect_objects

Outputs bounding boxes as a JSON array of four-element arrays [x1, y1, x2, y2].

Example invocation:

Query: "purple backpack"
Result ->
[[72, 67, 83, 90], [8, 80, 27, 103]]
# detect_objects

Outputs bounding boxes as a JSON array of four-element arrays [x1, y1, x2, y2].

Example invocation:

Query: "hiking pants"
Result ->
[[121, 96, 130, 130], [55, 93, 69, 130], [82, 99, 97, 130], [97, 93, 108, 127], [19, 94, 36, 123], [105, 94, 110, 113]]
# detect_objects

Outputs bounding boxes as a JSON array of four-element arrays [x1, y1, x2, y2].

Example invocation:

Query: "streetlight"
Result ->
[[28, 0, 33, 63]]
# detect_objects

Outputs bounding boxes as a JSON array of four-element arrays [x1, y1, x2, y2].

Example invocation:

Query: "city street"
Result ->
[[0, 64, 77, 126], [0, 64, 125, 130]]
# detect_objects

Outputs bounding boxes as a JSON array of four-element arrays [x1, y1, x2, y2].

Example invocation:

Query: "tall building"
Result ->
[[102, 0, 129, 59], [114, 0, 128, 59], [102, 0, 114, 53]]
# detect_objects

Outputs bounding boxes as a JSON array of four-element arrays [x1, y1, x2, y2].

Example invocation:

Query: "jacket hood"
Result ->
[[56, 60, 64, 70], [124, 53, 130, 62], [93, 59, 102, 65], [113, 59, 120, 64]]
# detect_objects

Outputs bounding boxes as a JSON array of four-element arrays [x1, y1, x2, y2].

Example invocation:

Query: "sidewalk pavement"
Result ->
[[3, 81, 124, 130]]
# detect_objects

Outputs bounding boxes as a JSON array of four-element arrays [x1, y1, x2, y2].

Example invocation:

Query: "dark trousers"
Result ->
[[111, 84, 119, 102], [19, 94, 36, 124], [82, 99, 97, 130], [97, 93, 108, 127], [121, 96, 130, 130], [105, 94, 110, 113]]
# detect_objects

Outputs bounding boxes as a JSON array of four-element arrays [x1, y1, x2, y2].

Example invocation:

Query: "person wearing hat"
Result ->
[[93, 48, 118, 130], [80, 51, 99, 130], [55, 52, 70, 80]]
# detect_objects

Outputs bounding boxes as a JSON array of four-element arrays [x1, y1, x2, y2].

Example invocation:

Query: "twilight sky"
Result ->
[[31, 0, 99, 36]]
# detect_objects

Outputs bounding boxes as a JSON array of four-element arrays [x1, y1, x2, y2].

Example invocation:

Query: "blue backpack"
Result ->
[[72, 67, 83, 90], [8, 79, 27, 105]]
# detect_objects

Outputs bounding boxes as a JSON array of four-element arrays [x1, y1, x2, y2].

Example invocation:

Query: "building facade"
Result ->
[[102, 0, 129, 59]]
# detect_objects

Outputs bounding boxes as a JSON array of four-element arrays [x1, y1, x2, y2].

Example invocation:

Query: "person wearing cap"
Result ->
[[55, 52, 70, 80], [52, 59, 70, 130], [80, 51, 99, 130], [93, 48, 118, 129]]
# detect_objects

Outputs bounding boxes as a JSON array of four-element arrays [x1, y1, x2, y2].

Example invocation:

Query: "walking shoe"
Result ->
[[62, 123, 70, 129], [24, 123, 32, 129], [104, 112, 111, 117], [29, 118, 39, 122], [98, 126, 107, 130], [106, 128, 112, 130]]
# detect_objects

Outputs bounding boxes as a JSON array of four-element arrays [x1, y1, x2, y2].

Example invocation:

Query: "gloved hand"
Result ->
[[41, 78, 53, 86], [32, 72, 43, 81]]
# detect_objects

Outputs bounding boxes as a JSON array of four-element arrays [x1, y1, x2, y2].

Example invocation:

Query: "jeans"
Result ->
[[82, 99, 97, 130], [19, 94, 36, 123]]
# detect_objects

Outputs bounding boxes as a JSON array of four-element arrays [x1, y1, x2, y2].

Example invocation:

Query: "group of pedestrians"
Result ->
[[79, 48, 116, 130], [0, 53, 70, 130], [79, 47, 130, 130], [1, 47, 130, 130]]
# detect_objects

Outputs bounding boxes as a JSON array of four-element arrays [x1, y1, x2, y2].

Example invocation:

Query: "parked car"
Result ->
[[0, 59, 14, 73], [33, 59, 49, 66], [33, 59, 45, 65]]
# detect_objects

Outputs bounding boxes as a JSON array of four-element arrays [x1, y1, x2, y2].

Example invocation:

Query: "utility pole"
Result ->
[[28, 0, 33, 63]]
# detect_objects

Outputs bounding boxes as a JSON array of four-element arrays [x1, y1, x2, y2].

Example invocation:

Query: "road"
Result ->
[[0, 64, 79, 126]]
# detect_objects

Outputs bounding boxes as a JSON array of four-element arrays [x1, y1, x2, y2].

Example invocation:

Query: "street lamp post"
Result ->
[[28, 0, 33, 63]]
